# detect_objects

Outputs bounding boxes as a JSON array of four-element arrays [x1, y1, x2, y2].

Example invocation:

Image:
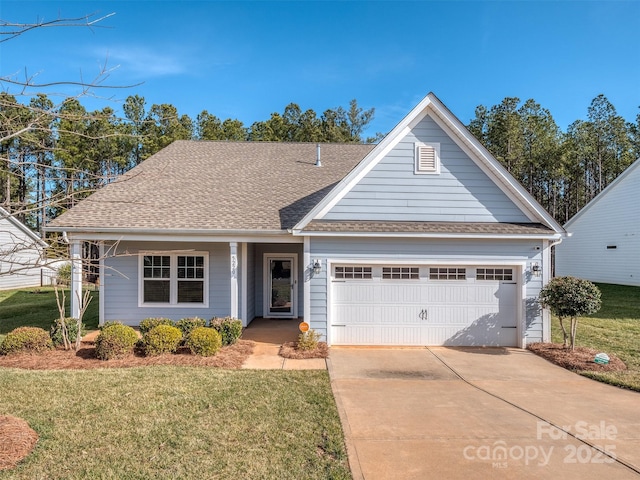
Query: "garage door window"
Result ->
[[429, 267, 466, 280], [382, 267, 419, 279], [335, 266, 373, 279], [476, 268, 513, 281]]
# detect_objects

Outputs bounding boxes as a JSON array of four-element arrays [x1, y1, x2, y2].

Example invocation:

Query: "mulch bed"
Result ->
[[279, 341, 329, 359], [0, 416, 38, 471], [0, 340, 255, 370], [527, 343, 627, 372]]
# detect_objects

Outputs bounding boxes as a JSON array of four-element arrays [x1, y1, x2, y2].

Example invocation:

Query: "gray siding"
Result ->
[[556, 162, 640, 286], [103, 241, 231, 325], [310, 237, 544, 344], [323, 116, 530, 223]]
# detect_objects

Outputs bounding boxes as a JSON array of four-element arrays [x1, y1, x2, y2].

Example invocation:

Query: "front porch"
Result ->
[[67, 238, 314, 330]]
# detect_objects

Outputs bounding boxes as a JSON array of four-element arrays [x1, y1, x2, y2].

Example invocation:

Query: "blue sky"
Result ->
[[1, 1, 639, 138]]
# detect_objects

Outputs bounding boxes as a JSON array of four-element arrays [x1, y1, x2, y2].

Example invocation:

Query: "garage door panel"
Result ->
[[332, 326, 375, 345], [379, 306, 422, 325], [333, 304, 378, 324], [331, 267, 518, 347], [380, 327, 422, 345]]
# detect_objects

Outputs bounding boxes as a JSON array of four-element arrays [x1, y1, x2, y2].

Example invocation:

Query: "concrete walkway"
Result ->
[[329, 347, 640, 480], [241, 318, 327, 370]]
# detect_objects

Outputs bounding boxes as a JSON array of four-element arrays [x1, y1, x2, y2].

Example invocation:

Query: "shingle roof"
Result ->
[[303, 220, 555, 235], [48, 141, 375, 232]]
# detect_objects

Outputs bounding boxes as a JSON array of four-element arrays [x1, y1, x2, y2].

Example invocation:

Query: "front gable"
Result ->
[[321, 115, 530, 223], [293, 93, 564, 235]]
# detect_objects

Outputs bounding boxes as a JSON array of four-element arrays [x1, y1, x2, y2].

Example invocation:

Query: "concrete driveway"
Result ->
[[328, 347, 640, 480]]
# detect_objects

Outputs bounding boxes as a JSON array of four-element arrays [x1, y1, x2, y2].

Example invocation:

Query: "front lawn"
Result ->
[[551, 283, 640, 391], [0, 287, 99, 343], [0, 367, 350, 479]]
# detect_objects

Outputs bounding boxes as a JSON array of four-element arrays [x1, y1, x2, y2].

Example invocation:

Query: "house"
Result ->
[[556, 159, 640, 287], [46, 93, 566, 347], [0, 207, 48, 290]]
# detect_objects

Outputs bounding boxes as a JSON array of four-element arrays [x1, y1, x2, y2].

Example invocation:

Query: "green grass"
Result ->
[[0, 367, 350, 479], [0, 287, 99, 340], [551, 283, 640, 391]]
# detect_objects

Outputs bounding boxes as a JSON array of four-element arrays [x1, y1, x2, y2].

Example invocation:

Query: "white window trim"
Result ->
[[415, 142, 441, 175], [138, 251, 209, 308]]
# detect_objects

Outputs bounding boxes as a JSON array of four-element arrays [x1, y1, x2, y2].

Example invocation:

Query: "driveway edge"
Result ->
[[326, 356, 364, 480]]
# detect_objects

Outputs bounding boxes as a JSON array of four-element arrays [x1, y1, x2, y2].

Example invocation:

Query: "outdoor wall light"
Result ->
[[313, 259, 322, 275], [531, 262, 541, 277]]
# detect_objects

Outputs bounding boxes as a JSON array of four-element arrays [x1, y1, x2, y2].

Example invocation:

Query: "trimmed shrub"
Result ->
[[185, 327, 222, 357], [0, 327, 53, 355], [297, 329, 322, 351], [209, 317, 243, 346], [142, 325, 183, 356], [95, 323, 138, 360], [50, 317, 86, 347], [176, 317, 207, 339], [139, 317, 175, 335]]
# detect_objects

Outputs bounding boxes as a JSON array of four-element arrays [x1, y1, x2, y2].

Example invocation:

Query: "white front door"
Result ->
[[264, 254, 297, 318]]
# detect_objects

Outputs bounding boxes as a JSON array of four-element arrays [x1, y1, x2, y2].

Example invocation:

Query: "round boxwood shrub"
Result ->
[[0, 327, 53, 355], [95, 323, 138, 360], [209, 317, 243, 346], [50, 317, 86, 347], [185, 327, 222, 357], [142, 324, 183, 356], [175, 317, 206, 340], [139, 317, 175, 335]]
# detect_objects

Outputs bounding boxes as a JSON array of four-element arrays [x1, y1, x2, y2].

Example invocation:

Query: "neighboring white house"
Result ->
[[0, 207, 49, 290], [556, 159, 640, 286], [47, 93, 567, 347]]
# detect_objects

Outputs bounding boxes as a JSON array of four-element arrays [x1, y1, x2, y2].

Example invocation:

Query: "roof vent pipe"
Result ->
[[315, 144, 322, 167]]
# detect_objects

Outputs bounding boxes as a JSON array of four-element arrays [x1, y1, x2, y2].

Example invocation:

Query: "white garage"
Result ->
[[329, 264, 519, 347]]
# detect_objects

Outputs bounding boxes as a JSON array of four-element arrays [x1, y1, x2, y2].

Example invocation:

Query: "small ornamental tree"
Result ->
[[538, 276, 602, 351]]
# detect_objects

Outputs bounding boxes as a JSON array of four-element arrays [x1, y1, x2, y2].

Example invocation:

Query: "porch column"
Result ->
[[303, 236, 311, 323], [70, 238, 82, 319], [98, 241, 105, 326], [241, 242, 248, 325], [230, 242, 238, 318]]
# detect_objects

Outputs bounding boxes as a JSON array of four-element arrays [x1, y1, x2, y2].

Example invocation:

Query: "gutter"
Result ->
[[45, 226, 290, 236]]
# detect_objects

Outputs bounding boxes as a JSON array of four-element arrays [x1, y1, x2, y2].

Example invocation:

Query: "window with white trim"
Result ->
[[140, 253, 208, 305], [382, 266, 419, 279], [415, 142, 440, 174], [429, 267, 466, 280], [334, 266, 373, 279], [476, 268, 513, 281]]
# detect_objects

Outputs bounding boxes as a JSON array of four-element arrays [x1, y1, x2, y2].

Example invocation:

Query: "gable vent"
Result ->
[[415, 143, 440, 174]]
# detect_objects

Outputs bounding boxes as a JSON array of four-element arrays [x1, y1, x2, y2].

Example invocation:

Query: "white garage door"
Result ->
[[330, 265, 518, 346]]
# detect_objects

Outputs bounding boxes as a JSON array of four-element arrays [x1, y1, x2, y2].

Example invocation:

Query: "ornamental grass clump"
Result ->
[[185, 327, 222, 357], [0, 327, 53, 355], [139, 317, 175, 335], [297, 329, 322, 351], [209, 317, 243, 346], [142, 325, 183, 356], [95, 323, 139, 360]]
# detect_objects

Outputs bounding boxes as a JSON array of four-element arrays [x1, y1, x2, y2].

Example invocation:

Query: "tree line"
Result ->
[[0, 93, 377, 235], [1, 91, 638, 237], [467, 95, 639, 223]]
